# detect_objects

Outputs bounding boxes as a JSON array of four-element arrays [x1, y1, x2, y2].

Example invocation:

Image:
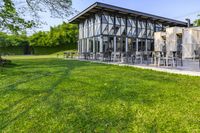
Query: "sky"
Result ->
[[38, 0, 200, 32]]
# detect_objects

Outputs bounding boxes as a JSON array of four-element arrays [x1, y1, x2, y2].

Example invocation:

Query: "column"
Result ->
[[93, 37, 96, 59], [87, 39, 90, 52], [100, 36, 103, 53], [125, 37, 128, 52], [77, 41, 80, 53], [81, 40, 84, 53], [145, 39, 148, 52], [136, 38, 139, 52], [114, 36, 117, 61]]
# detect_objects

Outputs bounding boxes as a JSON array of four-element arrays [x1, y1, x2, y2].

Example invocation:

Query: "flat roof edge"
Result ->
[[69, 2, 187, 26], [69, 2, 98, 23]]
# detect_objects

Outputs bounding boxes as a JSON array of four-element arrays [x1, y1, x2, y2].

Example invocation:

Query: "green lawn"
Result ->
[[0, 57, 200, 132]]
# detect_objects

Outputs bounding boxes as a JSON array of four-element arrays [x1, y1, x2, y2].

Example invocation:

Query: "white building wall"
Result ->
[[182, 28, 200, 58], [166, 27, 184, 52], [154, 32, 166, 51], [154, 27, 200, 58]]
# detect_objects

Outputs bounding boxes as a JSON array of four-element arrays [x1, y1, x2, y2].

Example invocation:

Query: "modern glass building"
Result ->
[[69, 2, 187, 61]]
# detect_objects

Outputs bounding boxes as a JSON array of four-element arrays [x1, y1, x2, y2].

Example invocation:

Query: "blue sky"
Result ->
[[39, 0, 200, 31]]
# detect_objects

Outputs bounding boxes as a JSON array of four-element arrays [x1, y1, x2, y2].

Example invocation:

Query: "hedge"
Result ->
[[0, 45, 77, 55]]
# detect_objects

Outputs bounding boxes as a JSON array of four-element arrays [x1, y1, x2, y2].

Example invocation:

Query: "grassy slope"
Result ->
[[0, 57, 200, 132]]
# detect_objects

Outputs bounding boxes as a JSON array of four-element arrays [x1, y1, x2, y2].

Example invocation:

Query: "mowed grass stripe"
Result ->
[[0, 58, 200, 132]]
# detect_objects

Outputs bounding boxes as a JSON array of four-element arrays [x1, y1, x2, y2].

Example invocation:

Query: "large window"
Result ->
[[138, 39, 146, 51], [147, 40, 154, 51], [115, 16, 126, 36], [79, 23, 84, 39], [147, 21, 154, 39], [127, 18, 137, 37], [128, 38, 136, 52], [102, 13, 115, 35], [95, 37, 100, 52], [155, 23, 163, 32], [83, 39, 87, 52], [102, 36, 114, 52], [83, 20, 88, 38], [116, 37, 125, 52], [103, 36, 108, 52], [88, 18, 94, 37], [78, 40, 82, 53], [138, 20, 146, 38], [94, 14, 101, 35], [88, 38, 93, 52]]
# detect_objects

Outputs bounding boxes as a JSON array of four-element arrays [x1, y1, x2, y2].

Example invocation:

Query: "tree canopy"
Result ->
[[0, 22, 78, 48], [0, 32, 28, 47], [194, 15, 200, 26], [29, 23, 78, 47], [0, 0, 74, 33]]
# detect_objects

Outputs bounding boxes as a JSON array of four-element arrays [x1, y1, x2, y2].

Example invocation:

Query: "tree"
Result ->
[[29, 22, 78, 48], [194, 14, 200, 26], [0, 0, 74, 60], [0, 0, 74, 33]]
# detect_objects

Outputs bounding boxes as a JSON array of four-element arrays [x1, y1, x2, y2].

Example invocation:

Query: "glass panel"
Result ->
[[147, 21, 154, 39], [95, 37, 100, 52], [102, 24, 108, 35], [108, 15, 114, 35], [79, 23, 84, 39], [95, 14, 101, 35], [155, 23, 162, 32], [89, 38, 93, 52], [116, 37, 125, 52], [84, 20, 88, 38], [138, 20, 146, 38], [102, 13, 113, 35], [103, 37, 114, 52], [79, 39, 82, 53], [103, 36, 109, 52], [147, 40, 154, 51], [138, 39, 146, 51], [83, 39, 87, 52], [128, 38, 136, 52], [116, 37, 121, 52], [88, 18, 94, 37], [102, 14, 108, 24]]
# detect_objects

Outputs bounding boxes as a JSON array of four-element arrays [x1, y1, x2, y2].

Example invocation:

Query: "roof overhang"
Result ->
[[69, 2, 187, 27]]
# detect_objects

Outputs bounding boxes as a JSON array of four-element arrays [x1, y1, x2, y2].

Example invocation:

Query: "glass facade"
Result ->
[[78, 12, 174, 55]]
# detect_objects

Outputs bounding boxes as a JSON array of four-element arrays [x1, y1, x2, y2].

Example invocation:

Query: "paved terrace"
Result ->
[[79, 59, 200, 77]]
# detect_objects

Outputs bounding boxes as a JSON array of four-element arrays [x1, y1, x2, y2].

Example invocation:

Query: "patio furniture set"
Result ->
[[79, 50, 184, 67]]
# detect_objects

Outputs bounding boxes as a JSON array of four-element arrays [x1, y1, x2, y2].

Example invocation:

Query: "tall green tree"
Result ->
[[0, 0, 74, 33], [0, 0, 74, 59], [194, 14, 200, 26], [29, 22, 78, 48]]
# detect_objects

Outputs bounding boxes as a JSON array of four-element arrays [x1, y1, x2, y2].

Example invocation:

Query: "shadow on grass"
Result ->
[[0, 60, 93, 131]]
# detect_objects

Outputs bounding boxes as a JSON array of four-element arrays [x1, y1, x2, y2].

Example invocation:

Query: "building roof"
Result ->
[[69, 2, 187, 26]]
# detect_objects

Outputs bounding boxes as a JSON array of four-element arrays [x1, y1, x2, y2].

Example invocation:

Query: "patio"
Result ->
[[77, 52, 200, 76]]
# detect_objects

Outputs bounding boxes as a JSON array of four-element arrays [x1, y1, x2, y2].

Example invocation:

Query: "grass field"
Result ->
[[0, 56, 200, 132]]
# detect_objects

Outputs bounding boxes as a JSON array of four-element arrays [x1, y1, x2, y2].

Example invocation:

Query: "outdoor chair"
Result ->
[[111, 52, 121, 62], [97, 52, 104, 61], [120, 52, 127, 63], [133, 51, 143, 64], [89, 52, 96, 60], [143, 51, 153, 65], [153, 51, 165, 66], [166, 51, 177, 67], [103, 51, 111, 62], [124, 51, 133, 63]]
